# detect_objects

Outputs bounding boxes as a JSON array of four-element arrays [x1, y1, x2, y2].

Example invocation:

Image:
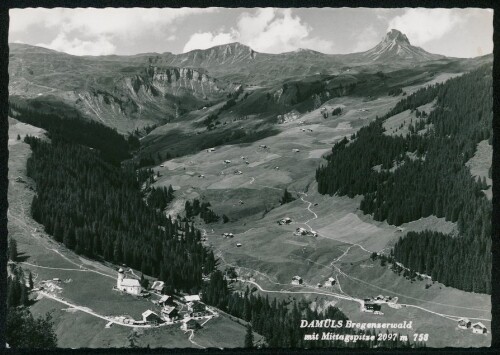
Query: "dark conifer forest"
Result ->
[[9, 100, 138, 165], [24, 136, 216, 293], [316, 65, 492, 293]]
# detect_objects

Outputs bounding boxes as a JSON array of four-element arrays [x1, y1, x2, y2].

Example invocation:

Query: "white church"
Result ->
[[116, 268, 142, 295]]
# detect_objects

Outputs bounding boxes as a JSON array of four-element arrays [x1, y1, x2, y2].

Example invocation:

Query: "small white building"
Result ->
[[292, 149, 300, 153], [206, 148, 215, 152], [236, 243, 242, 247], [471, 322, 487, 334], [116, 268, 141, 295], [457, 318, 471, 330], [291, 276, 303, 285]]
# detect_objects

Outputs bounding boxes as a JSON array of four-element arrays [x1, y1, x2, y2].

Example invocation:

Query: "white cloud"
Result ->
[[387, 8, 465, 46], [351, 25, 380, 52], [10, 7, 218, 55], [183, 31, 238, 52], [36, 33, 116, 56], [182, 8, 335, 54]]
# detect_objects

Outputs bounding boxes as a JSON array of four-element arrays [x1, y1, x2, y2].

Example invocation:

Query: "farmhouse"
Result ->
[[182, 319, 201, 331], [324, 277, 336, 287], [188, 301, 207, 317], [471, 322, 487, 334], [291, 276, 303, 285], [142, 310, 162, 325], [158, 295, 174, 306], [363, 303, 382, 313], [457, 318, 471, 329], [116, 268, 141, 295], [184, 295, 201, 302], [150, 281, 165, 293], [161, 306, 179, 322]]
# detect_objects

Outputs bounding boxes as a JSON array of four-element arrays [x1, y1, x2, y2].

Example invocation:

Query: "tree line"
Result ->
[[316, 65, 492, 293], [9, 100, 138, 165]]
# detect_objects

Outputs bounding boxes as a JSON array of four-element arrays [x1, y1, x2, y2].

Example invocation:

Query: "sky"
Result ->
[[9, 7, 493, 58]]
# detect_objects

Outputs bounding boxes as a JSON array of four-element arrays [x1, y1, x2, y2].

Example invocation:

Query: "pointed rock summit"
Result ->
[[361, 29, 443, 63], [383, 29, 411, 45]]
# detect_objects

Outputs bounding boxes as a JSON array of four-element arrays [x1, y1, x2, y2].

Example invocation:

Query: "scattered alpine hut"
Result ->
[[222, 232, 234, 238], [363, 303, 382, 313], [291, 276, 303, 285], [206, 148, 215, 152], [224, 160, 231, 164], [278, 217, 292, 225], [471, 322, 488, 334], [324, 277, 336, 287], [292, 148, 300, 153], [142, 310, 163, 325], [457, 318, 472, 330], [181, 319, 201, 331], [150, 281, 165, 294], [116, 268, 141, 295], [295, 227, 308, 236], [161, 306, 179, 322]]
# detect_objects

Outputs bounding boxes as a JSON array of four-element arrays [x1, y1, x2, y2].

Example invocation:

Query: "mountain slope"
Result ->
[[8, 30, 480, 133]]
